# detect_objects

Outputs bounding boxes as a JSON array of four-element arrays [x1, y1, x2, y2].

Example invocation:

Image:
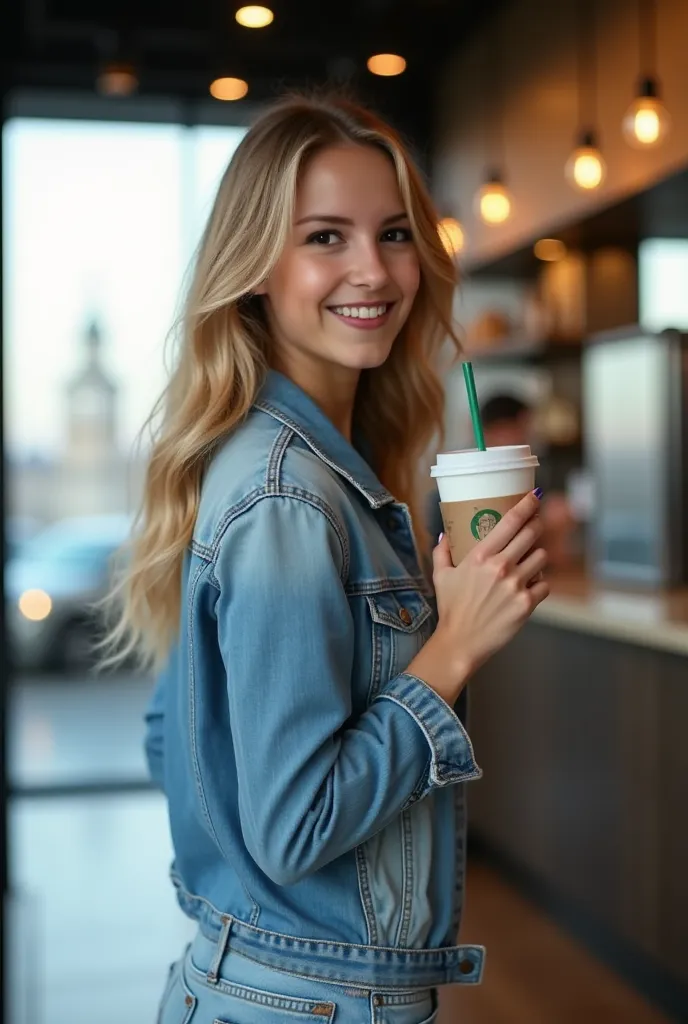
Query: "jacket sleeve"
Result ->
[[214, 493, 481, 886]]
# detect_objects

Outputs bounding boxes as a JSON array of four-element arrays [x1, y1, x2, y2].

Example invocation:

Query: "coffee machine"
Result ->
[[582, 326, 688, 587]]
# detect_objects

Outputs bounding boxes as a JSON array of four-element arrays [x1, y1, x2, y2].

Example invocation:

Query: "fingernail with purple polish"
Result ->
[[438, 532, 444, 543], [534, 487, 544, 500]]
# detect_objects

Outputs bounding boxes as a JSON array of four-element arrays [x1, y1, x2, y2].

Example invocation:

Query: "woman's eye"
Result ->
[[307, 230, 341, 245], [382, 227, 413, 243]]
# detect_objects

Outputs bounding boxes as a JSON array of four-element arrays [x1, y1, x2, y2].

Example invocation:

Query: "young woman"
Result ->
[[113, 93, 549, 1024]]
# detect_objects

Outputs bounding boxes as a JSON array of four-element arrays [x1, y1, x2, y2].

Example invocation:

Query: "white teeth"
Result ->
[[332, 304, 389, 319]]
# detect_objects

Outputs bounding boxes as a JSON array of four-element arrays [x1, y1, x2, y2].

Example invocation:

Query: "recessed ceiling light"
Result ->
[[210, 77, 249, 101], [235, 6, 274, 28], [96, 63, 138, 97], [367, 54, 406, 77]]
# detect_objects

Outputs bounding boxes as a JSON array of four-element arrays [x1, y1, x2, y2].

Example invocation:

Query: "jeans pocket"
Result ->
[[157, 948, 197, 1024], [207, 984, 336, 1024], [374, 989, 437, 1024]]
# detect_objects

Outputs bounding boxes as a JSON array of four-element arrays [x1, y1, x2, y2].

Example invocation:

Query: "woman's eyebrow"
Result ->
[[295, 211, 409, 226]]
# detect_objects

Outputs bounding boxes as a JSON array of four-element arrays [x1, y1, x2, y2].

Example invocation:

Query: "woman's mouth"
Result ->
[[327, 302, 395, 330]]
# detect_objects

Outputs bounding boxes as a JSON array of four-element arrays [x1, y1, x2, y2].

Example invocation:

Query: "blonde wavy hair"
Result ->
[[107, 92, 461, 671]]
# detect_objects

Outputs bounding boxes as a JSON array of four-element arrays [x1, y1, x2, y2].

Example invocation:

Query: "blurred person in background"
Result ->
[[107, 93, 549, 1023], [426, 393, 534, 543], [428, 393, 576, 570]]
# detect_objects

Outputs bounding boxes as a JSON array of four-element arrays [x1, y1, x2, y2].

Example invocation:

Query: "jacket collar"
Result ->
[[254, 369, 395, 509]]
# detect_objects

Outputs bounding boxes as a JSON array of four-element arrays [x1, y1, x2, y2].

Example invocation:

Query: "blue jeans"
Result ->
[[157, 929, 439, 1024]]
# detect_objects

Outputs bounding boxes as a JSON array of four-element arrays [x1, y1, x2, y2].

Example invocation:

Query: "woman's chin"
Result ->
[[331, 337, 397, 372]]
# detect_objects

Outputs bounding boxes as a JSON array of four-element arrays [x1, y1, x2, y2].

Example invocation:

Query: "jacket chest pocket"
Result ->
[[366, 588, 434, 701]]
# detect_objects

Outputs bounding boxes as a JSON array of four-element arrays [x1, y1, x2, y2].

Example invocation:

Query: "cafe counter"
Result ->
[[467, 568, 688, 1017]]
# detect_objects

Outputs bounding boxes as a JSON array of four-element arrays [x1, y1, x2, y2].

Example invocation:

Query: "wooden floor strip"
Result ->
[[438, 862, 674, 1024]]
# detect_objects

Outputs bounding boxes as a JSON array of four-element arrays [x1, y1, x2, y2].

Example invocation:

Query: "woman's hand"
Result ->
[[407, 491, 549, 706]]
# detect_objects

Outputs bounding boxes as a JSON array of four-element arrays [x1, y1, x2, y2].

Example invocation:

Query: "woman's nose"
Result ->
[[347, 241, 390, 290]]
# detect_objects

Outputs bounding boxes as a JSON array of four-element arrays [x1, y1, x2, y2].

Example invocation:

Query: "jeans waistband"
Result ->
[[175, 881, 485, 989]]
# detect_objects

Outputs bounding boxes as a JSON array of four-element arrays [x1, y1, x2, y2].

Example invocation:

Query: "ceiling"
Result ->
[[3, 0, 504, 151], [470, 163, 688, 278]]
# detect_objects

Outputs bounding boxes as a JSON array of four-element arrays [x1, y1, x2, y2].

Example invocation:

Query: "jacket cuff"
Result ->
[[376, 672, 482, 792]]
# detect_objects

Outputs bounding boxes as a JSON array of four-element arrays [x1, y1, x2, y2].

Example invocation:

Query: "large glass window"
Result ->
[[3, 116, 245, 792]]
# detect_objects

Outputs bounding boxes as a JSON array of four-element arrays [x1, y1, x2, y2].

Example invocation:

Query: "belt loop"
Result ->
[[206, 915, 232, 985]]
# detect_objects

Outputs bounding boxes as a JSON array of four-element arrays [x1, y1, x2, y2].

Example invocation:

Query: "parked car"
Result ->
[[5, 516, 40, 560], [6, 514, 132, 672]]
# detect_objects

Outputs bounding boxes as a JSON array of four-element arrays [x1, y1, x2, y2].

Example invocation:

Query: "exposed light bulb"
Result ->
[[622, 79, 671, 148], [474, 175, 512, 225], [367, 54, 406, 77], [565, 131, 606, 191], [438, 217, 465, 256], [235, 6, 274, 28], [210, 77, 249, 101]]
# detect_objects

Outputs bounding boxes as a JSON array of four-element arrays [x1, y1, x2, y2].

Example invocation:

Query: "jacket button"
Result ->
[[185, 994, 194, 1006], [399, 608, 412, 625], [459, 957, 474, 975]]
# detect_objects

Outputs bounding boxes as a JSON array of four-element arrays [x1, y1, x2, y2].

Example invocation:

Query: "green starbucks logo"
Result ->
[[471, 508, 502, 541]]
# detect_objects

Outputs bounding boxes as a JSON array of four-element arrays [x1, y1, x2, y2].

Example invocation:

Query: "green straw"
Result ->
[[462, 361, 486, 451]]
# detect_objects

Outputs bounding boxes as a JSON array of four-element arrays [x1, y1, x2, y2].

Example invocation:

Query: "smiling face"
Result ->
[[256, 143, 421, 390]]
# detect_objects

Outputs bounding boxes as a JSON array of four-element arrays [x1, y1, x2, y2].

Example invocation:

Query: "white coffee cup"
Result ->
[[431, 445, 539, 564]]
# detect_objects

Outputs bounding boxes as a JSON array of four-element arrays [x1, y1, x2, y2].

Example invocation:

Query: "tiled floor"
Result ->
[[9, 791, 194, 1024]]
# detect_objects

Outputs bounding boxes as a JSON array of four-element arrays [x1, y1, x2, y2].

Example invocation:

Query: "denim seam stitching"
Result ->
[[347, 576, 431, 597], [403, 758, 431, 808], [190, 539, 213, 560], [366, 596, 432, 634], [452, 784, 467, 936], [266, 424, 293, 494], [171, 871, 485, 959], [396, 810, 415, 948], [207, 488, 349, 587], [186, 563, 261, 924], [271, 486, 350, 584], [394, 674, 481, 770], [255, 399, 393, 507], [375, 693, 480, 786], [187, 560, 218, 841], [354, 844, 379, 945], [191, 943, 371, 996], [367, 619, 381, 704], [190, 967, 336, 1016]]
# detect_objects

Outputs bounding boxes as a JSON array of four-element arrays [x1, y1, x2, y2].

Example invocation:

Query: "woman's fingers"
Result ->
[[475, 491, 542, 559], [516, 546, 548, 586], [500, 517, 544, 567], [526, 578, 550, 607]]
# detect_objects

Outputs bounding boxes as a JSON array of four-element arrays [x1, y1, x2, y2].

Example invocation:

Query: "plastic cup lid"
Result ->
[[431, 445, 539, 478]]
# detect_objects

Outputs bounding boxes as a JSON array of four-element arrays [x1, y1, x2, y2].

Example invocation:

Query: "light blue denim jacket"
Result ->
[[144, 369, 485, 990]]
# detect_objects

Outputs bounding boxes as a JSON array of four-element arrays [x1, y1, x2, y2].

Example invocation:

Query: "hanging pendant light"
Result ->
[[566, 0, 606, 192], [475, 173, 512, 225], [566, 129, 606, 190], [473, 25, 513, 225], [622, 1, 670, 148]]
